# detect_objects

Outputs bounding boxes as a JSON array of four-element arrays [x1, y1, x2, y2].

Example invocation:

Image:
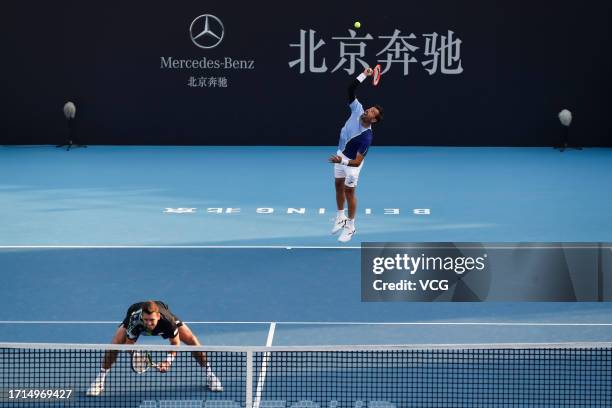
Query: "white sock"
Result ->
[[204, 363, 214, 378], [98, 368, 109, 381], [346, 218, 355, 228], [337, 210, 345, 218]]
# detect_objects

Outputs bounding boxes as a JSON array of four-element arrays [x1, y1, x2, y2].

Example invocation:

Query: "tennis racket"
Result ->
[[372, 64, 382, 86], [130, 351, 161, 374]]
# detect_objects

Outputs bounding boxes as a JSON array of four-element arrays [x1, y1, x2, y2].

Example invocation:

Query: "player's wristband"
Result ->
[[165, 354, 176, 364], [357, 73, 366, 82], [341, 158, 349, 166]]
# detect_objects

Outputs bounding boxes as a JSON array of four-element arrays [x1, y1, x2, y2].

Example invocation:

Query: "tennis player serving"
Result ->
[[329, 66, 383, 242], [87, 300, 222, 396]]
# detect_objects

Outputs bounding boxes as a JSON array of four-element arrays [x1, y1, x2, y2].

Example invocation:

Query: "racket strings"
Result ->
[[131, 351, 151, 373], [373, 64, 382, 86]]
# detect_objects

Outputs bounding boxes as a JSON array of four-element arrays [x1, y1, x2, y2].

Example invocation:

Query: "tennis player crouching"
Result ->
[[86, 300, 223, 396]]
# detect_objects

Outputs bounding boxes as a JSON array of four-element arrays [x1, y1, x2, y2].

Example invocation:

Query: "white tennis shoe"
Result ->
[[331, 215, 347, 234], [338, 224, 356, 243], [207, 373, 224, 392], [86, 376, 105, 396]]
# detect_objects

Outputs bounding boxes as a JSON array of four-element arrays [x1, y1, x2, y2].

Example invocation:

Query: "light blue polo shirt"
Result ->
[[337, 99, 373, 159]]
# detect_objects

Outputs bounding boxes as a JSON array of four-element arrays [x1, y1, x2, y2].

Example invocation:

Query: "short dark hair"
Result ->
[[373, 104, 384, 124], [142, 301, 159, 315]]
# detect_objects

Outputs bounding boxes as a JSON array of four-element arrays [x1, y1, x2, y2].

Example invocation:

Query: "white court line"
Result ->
[[1, 321, 612, 326], [0, 245, 361, 249], [253, 323, 276, 408], [1, 245, 609, 249], [265, 323, 276, 346]]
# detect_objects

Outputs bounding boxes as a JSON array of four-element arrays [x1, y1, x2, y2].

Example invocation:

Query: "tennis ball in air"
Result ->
[[354, 21, 361, 29]]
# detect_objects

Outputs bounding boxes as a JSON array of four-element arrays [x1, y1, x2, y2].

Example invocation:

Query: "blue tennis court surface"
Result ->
[[1, 146, 612, 347], [1, 146, 611, 245], [1, 248, 611, 345], [1, 146, 612, 407]]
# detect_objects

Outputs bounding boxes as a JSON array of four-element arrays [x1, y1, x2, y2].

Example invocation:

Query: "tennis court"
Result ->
[[1, 146, 612, 406], [1, 146, 612, 245], [1, 244, 612, 406]]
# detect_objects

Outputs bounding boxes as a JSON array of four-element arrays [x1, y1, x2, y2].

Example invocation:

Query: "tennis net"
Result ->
[[1, 342, 611, 407]]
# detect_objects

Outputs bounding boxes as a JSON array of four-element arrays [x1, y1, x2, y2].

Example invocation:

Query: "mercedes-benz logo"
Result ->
[[189, 14, 224, 49]]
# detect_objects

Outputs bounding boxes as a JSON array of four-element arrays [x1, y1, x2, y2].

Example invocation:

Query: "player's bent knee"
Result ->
[[111, 326, 127, 344], [178, 324, 200, 345]]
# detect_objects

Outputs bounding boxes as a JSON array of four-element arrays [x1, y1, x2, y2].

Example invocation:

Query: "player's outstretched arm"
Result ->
[[348, 67, 374, 103]]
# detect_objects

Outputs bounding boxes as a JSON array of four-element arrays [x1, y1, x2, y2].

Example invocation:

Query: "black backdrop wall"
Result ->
[[2, 1, 611, 146]]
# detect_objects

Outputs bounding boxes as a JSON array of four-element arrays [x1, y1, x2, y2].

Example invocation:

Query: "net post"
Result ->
[[245, 350, 253, 408]]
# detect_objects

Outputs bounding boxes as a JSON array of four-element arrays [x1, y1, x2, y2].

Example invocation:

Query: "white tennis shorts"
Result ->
[[334, 150, 364, 188]]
